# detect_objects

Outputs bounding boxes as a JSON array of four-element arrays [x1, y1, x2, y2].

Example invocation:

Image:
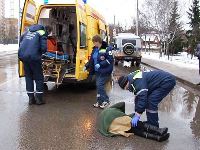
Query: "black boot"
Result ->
[[145, 132, 170, 142], [29, 97, 36, 105], [143, 123, 168, 136], [136, 131, 170, 142], [35, 96, 45, 105]]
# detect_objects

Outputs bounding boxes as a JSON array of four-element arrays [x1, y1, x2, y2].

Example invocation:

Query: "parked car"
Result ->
[[112, 33, 142, 67]]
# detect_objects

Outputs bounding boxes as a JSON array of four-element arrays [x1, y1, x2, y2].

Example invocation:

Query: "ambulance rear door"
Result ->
[[75, 0, 88, 80], [18, 0, 38, 77]]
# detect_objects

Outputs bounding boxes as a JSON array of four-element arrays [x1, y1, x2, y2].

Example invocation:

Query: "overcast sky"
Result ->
[[5, 0, 192, 29]]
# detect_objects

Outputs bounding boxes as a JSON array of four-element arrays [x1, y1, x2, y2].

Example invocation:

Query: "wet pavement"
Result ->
[[0, 54, 200, 150]]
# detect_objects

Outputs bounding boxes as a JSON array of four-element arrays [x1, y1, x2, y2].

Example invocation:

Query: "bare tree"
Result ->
[[142, 0, 177, 58]]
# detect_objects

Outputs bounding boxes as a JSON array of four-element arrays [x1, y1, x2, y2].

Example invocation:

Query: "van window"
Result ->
[[100, 30, 106, 41], [80, 23, 86, 48], [122, 39, 136, 46]]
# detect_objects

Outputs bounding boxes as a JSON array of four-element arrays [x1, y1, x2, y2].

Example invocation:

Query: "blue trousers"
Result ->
[[146, 79, 176, 127], [96, 74, 110, 104], [23, 61, 44, 99]]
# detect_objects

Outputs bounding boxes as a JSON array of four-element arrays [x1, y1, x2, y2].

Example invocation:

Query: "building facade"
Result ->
[[0, 0, 5, 43], [0, 0, 5, 19], [141, 33, 161, 51], [4, 18, 18, 43]]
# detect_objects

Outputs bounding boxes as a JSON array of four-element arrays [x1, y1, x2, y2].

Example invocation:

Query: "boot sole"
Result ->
[[36, 103, 45, 105], [99, 103, 110, 109], [161, 128, 168, 136], [158, 133, 170, 142], [29, 101, 36, 105], [36, 102, 46, 105], [144, 123, 168, 136]]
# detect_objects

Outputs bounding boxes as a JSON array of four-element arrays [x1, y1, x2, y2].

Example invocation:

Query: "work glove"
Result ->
[[95, 64, 100, 70], [131, 113, 140, 127]]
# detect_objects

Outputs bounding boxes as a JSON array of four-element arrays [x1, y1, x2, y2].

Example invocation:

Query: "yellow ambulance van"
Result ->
[[19, 0, 109, 86]]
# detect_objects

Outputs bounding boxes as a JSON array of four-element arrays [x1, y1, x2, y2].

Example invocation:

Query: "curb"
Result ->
[[141, 61, 200, 91]]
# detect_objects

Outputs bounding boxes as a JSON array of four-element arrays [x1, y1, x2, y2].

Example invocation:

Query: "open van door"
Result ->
[[18, 0, 38, 77], [75, 0, 88, 81]]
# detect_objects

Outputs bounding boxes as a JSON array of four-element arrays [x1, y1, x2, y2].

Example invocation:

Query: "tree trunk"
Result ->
[[167, 43, 170, 60], [159, 47, 162, 58]]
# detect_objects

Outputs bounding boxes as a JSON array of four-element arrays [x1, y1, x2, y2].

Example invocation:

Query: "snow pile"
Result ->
[[142, 52, 199, 70], [0, 44, 18, 55], [0, 44, 18, 51]]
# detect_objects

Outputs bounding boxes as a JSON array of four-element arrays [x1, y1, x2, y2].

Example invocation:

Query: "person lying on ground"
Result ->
[[97, 102, 170, 142]]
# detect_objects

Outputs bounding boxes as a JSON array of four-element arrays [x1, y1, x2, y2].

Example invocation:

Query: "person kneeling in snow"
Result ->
[[98, 102, 170, 142]]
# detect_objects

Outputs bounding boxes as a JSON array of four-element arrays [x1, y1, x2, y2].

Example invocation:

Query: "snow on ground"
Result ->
[[0, 44, 18, 56], [142, 52, 199, 70], [0, 45, 199, 70]]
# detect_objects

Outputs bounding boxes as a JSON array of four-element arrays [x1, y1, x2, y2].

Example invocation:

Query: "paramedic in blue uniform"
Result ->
[[18, 24, 48, 105], [118, 70, 176, 127], [85, 35, 114, 109]]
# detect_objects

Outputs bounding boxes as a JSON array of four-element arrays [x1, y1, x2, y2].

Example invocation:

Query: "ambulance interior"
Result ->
[[38, 6, 77, 84]]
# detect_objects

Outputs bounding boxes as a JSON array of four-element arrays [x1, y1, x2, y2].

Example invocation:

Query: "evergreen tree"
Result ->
[[168, 1, 183, 55], [187, 0, 200, 55]]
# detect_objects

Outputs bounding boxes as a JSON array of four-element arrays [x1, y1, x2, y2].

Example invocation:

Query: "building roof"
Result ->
[[141, 34, 160, 42], [115, 33, 140, 39]]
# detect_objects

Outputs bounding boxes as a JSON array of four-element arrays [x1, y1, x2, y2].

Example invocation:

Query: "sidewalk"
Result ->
[[142, 57, 200, 87], [0, 44, 18, 57]]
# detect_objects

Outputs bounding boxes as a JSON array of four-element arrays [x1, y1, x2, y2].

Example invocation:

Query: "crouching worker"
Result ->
[[98, 102, 170, 142], [118, 70, 176, 128], [18, 24, 48, 105]]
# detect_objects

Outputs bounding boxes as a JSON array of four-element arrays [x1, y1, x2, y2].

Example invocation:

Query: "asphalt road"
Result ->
[[0, 54, 200, 150]]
